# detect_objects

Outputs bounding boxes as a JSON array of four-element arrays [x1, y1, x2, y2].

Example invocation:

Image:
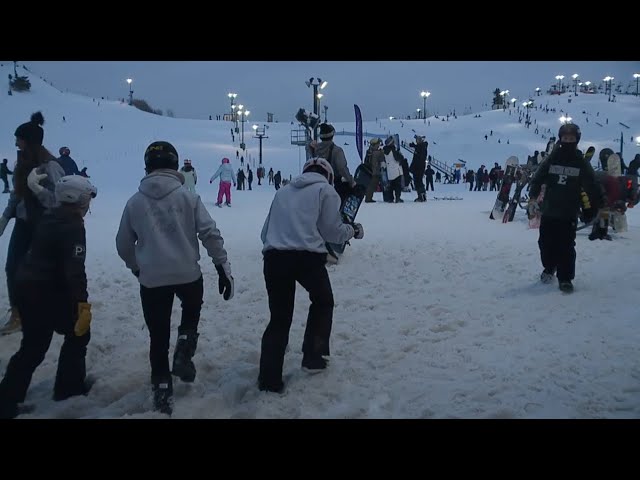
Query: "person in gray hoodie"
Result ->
[[308, 123, 355, 203], [0, 112, 65, 336], [116, 141, 234, 415], [258, 157, 364, 393]]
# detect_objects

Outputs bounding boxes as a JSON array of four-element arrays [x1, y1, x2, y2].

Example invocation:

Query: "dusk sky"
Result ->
[[7, 61, 639, 123]]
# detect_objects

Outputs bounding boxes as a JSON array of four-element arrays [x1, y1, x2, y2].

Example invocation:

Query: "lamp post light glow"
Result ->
[[316, 93, 323, 120], [416, 108, 421, 119], [239, 110, 250, 150], [535, 87, 541, 96], [603, 76, 614, 101], [559, 115, 572, 124], [572, 73, 579, 96], [305, 77, 326, 140], [634, 73, 640, 96], [555, 75, 565, 93], [420, 91, 431, 124], [126, 78, 133, 105], [253, 124, 269, 166]]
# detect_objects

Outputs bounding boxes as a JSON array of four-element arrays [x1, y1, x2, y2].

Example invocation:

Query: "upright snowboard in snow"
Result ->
[[489, 156, 518, 220]]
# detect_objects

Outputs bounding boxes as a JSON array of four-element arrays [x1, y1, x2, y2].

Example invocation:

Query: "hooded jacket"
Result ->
[[261, 172, 355, 253], [116, 169, 228, 288]]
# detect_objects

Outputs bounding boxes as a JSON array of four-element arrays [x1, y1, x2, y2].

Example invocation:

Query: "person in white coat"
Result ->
[[382, 136, 405, 203], [180, 159, 197, 193]]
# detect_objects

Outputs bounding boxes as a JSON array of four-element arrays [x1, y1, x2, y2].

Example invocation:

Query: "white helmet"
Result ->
[[303, 157, 334, 184], [55, 175, 97, 205]]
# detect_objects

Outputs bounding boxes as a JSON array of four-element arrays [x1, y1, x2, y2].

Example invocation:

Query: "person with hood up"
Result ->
[[258, 157, 364, 393], [209, 157, 236, 207], [116, 141, 234, 415]]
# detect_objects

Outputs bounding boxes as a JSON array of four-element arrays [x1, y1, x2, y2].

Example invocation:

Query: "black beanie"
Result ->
[[319, 123, 335, 140], [15, 112, 45, 146]]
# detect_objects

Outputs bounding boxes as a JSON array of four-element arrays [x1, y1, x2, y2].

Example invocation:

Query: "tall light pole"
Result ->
[[500, 90, 508, 110], [604, 76, 614, 101], [535, 87, 541, 96], [584, 81, 591, 93], [323, 105, 328, 122], [240, 110, 250, 150], [305, 77, 327, 140], [126, 78, 133, 105], [511, 98, 517, 109], [237, 104, 244, 134], [252, 124, 269, 166], [316, 93, 323, 121], [416, 108, 421, 119], [231, 104, 237, 132], [555, 75, 564, 93], [522, 100, 533, 124], [634, 73, 640, 96], [420, 91, 431, 124], [227, 92, 237, 120], [572, 73, 579, 96]]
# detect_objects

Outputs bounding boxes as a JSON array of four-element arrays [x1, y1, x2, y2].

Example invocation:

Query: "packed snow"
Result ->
[[0, 64, 639, 418]]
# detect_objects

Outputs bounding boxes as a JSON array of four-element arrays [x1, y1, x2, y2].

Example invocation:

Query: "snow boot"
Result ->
[[172, 330, 199, 383]]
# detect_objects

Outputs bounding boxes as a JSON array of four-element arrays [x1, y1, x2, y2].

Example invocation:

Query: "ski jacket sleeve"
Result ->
[[210, 165, 222, 183], [195, 196, 228, 266], [60, 219, 89, 304], [529, 157, 552, 199], [115, 204, 140, 274]]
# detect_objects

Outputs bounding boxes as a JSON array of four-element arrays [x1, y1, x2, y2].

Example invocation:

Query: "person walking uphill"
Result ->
[[0, 112, 65, 336], [209, 157, 236, 207], [308, 123, 355, 203], [258, 157, 364, 393], [0, 176, 97, 419], [116, 141, 234, 415], [1, 159, 12, 194], [528, 123, 605, 293]]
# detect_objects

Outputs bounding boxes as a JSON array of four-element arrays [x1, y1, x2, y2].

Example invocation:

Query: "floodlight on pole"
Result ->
[[126, 78, 133, 105], [572, 73, 579, 95], [634, 73, 640, 96], [420, 90, 431, 123]]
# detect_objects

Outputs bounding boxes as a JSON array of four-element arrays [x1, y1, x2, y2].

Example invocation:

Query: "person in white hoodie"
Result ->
[[258, 157, 365, 393], [116, 141, 234, 415], [209, 157, 236, 207], [179, 159, 197, 193], [382, 136, 405, 203]]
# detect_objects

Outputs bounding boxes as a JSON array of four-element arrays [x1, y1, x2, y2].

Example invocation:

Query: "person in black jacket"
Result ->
[[627, 154, 640, 176], [1, 159, 12, 193], [0, 176, 97, 419], [409, 136, 427, 202], [528, 123, 605, 293], [425, 165, 435, 192]]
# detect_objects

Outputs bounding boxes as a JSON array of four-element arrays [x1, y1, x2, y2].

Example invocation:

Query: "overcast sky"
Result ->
[[8, 61, 640, 123]]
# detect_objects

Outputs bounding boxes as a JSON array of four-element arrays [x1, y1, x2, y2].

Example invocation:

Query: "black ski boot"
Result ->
[[152, 375, 173, 415], [172, 330, 199, 383], [558, 280, 574, 293]]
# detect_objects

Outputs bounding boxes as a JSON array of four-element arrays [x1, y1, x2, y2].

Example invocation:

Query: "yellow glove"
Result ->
[[75, 302, 92, 336]]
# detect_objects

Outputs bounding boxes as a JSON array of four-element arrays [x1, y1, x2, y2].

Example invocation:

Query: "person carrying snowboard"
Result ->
[[528, 124, 605, 293], [258, 157, 364, 393]]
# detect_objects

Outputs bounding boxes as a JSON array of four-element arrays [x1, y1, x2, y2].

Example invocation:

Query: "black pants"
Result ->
[[538, 216, 577, 282], [425, 177, 434, 191], [390, 177, 402, 201], [1, 176, 8, 191], [140, 276, 203, 381], [469, 181, 474, 191], [412, 174, 425, 195], [5, 219, 34, 308], [0, 287, 89, 407], [259, 250, 334, 384], [248, 180, 252, 190]]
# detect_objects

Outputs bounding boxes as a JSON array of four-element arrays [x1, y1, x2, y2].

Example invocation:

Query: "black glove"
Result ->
[[215, 262, 234, 301], [352, 223, 364, 239]]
